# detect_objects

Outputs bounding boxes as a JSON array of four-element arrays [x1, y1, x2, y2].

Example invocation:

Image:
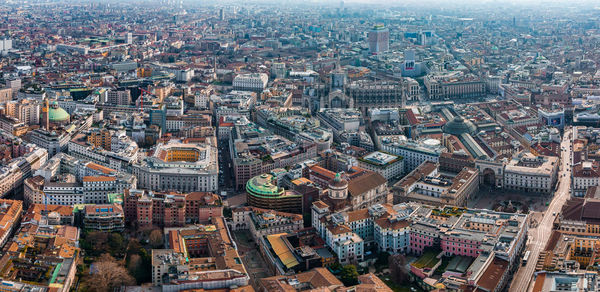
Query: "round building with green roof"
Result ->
[[48, 101, 70, 126], [246, 173, 302, 214]]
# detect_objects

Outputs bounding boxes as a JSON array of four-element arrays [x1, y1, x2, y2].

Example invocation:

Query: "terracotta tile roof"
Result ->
[[585, 186, 600, 199], [327, 224, 352, 235], [347, 172, 386, 197], [0, 199, 21, 241], [350, 273, 393, 292], [573, 161, 600, 177], [561, 197, 584, 221], [23, 204, 73, 223], [259, 268, 342, 291], [299, 267, 343, 288], [531, 273, 546, 292], [396, 161, 438, 189], [310, 165, 337, 180], [313, 200, 329, 210], [83, 176, 116, 182], [347, 209, 369, 222], [406, 110, 418, 125], [374, 216, 410, 230], [475, 257, 508, 291], [582, 201, 600, 221], [186, 192, 220, 204], [86, 162, 116, 174]]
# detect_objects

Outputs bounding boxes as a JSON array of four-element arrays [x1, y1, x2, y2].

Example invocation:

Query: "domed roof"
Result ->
[[329, 172, 348, 189], [443, 115, 476, 136], [48, 102, 70, 122]]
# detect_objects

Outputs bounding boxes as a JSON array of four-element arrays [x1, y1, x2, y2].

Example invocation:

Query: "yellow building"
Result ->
[[164, 147, 201, 162], [569, 237, 600, 268], [87, 129, 112, 151], [137, 67, 152, 78]]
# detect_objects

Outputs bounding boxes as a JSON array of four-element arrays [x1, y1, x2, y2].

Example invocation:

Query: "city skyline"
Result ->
[[0, 0, 597, 291]]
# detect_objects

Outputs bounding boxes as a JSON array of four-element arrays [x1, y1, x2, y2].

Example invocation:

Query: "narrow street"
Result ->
[[509, 127, 573, 291]]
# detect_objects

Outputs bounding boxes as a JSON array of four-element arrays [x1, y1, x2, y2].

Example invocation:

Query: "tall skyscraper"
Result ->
[[368, 25, 389, 54], [219, 8, 225, 20]]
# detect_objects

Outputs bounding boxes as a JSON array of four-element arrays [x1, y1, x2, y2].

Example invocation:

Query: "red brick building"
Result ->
[[124, 189, 223, 228]]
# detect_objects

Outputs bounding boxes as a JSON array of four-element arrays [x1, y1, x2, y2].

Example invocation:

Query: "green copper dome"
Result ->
[[443, 115, 476, 136], [48, 102, 70, 122]]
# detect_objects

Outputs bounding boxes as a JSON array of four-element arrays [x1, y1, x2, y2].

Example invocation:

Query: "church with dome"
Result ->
[[41, 99, 70, 130], [309, 165, 388, 214]]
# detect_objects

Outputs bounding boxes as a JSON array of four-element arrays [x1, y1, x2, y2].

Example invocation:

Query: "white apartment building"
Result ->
[[233, 73, 269, 92], [131, 140, 218, 193], [405, 78, 420, 101], [374, 216, 410, 254], [68, 132, 139, 172], [194, 94, 209, 109], [359, 151, 404, 181], [41, 182, 85, 205], [25, 171, 136, 206], [424, 73, 486, 100], [325, 224, 364, 264], [572, 161, 600, 196], [28, 129, 71, 157], [380, 137, 445, 173], [313, 203, 412, 263], [175, 68, 194, 82], [503, 152, 559, 194], [0, 145, 47, 199]]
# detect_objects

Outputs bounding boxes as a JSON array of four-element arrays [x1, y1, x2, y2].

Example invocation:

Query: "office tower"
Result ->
[[418, 31, 427, 46], [219, 8, 225, 20], [0, 38, 12, 52], [368, 25, 389, 53], [404, 50, 415, 70], [401, 49, 422, 77]]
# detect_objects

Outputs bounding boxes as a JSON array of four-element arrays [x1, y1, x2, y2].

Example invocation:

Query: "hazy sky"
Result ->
[[302, 0, 600, 6]]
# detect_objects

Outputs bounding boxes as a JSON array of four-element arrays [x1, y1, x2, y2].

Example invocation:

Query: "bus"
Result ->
[[522, 250, 531, 266]]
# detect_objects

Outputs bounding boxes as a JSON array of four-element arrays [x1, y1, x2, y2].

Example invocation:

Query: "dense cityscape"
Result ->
[[0, 0, 599, 291]]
